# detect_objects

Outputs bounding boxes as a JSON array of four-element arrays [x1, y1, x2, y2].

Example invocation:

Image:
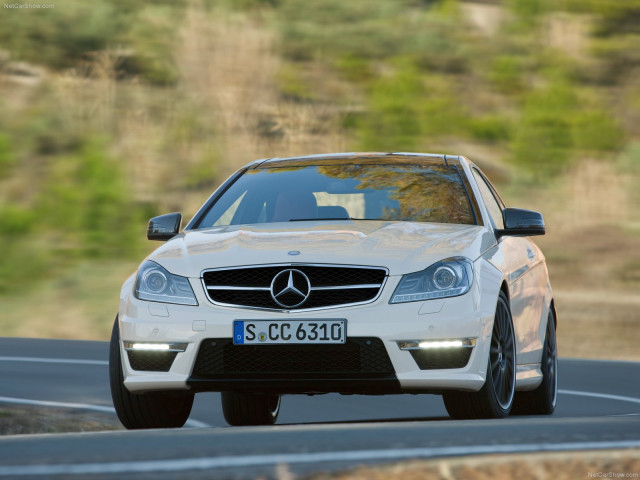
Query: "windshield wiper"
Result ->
[[289, 217, 351, 222]]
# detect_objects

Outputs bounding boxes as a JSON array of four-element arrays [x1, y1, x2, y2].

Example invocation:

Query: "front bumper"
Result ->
[[118, 275, 494, 394]]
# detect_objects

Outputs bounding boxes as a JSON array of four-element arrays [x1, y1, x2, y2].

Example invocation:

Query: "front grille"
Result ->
[[202, 265, 387, 310], [191, 337, 395, 379], [409, 348, 473, 370], [127, 351, 178, 372]]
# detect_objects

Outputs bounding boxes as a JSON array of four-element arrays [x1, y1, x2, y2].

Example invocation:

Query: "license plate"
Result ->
[[233, 320, 346, 345]]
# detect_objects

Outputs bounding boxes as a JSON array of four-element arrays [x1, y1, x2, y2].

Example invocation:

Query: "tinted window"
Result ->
[[472, 169, 504, 229], [197, 164, 476, 228]]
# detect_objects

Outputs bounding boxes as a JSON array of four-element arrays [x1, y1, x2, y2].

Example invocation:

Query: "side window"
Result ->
[[472, 169, 504, 230]]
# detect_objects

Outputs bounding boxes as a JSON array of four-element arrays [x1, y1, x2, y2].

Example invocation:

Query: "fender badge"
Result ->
[[288, 250, 300, 256]]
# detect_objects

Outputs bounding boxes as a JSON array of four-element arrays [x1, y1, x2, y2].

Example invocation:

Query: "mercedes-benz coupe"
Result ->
[[109, 152, 558, 428]]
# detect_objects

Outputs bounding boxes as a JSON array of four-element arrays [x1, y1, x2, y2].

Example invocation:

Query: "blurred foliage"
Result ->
[[121, 5, 180, 85], [276, 0, 465, 70], [0, 0, 182, 85], [0, 0, 119, 69], [0, 135, 15, 179], [277, 64, 317, 102], [564, 0, 640, 36], [469, 115, 512, 143], [511, 81, 576, 175], [39, 139, 146, 257], [505, 0, 549, 29], [0, 138, 150, 293], [489, 56, 527, 94], [1, 0, 639, 315]]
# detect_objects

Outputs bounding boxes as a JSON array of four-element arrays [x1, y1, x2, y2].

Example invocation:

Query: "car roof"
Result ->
[[248, 152, 464, 169]]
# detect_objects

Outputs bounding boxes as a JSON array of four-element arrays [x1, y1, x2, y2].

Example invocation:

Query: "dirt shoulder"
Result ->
[[0, 406, 122, 436], [309, 449, 640, 480]]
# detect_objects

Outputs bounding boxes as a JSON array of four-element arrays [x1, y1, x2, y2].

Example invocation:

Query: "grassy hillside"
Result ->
[[0, 0, 639, 358]]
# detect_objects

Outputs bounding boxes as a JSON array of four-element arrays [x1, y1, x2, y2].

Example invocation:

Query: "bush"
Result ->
[[353, 61, 468, 151], [276, 0, 456, 64], [38, 139, 147, 258], [0, 0, 181, 85], [470, 115, 512, 143], [122, 5, 181, 85], [572, 110, 623, 152], [511, 82, 576, 176], [489, 56, 526, 94], [0, 135, 14, 179], [354, 63, 426, 152], [0, 0, 119, 69]]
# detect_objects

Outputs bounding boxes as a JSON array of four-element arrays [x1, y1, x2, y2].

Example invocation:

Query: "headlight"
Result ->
[[390, 257, 473, 304], [134, 261, 198, 306]]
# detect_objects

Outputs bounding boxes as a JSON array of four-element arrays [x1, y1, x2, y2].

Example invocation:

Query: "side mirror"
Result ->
[[496, 208, 545, 238], [147, 212, 182, 241]]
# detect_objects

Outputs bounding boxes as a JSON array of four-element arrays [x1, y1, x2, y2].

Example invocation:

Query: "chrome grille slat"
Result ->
[[201, 264, 387, 311], [310, 284, 382, 291], [206, 286, 271, 291]]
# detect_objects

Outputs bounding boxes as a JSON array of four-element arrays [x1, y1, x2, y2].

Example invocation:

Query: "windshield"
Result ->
[[195, 163, 476, 228]]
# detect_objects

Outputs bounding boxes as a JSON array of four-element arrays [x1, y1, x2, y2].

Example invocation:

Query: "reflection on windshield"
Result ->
[[198, 164, 475, 228]]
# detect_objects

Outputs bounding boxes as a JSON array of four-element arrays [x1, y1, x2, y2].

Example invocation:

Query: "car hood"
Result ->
[[147, 221, 494, 277]]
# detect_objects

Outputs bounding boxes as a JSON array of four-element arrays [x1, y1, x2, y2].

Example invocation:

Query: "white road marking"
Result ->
[[183, 419, 211, 428], [0, 396, 210, 429], [3, 355, 639, 431], [559, 389, 640, 406], [0, 356, 108, 366], [1, 440, 640, 477]]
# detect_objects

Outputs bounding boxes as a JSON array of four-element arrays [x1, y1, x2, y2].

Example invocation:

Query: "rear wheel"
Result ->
[[512, 308, 557, 415], [109, 316, 194, 429], [221, 391, 281, 426], [443, 291, 516, 419]]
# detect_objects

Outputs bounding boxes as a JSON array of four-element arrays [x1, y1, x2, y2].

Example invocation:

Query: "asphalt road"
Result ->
[[0, 338, 639, 479]]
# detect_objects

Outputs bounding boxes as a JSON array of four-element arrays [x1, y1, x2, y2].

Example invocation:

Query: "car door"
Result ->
[[471, 168, 545, 365]]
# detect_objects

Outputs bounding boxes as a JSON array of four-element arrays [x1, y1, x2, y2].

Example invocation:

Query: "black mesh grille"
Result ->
[[127, 351, 178, 372], [409, 348, 472, 370], [202, 265, 386, 310], [191, 337, 395, 379]]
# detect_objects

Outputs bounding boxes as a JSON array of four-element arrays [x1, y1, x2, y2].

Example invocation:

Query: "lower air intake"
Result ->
[[409, 348, 473, 370], [127, 351, 177, 372], [191, 337, 394, 379]]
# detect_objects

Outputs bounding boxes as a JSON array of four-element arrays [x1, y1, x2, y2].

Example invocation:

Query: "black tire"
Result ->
[[443, 291, 516, 419], [512, 308, 558, 415], [221, 391, 281, 426], [109, 316, 194, 429]]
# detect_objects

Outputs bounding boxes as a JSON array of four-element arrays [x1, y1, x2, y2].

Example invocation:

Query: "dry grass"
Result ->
[[175, 4, 348, 182], [0, 260, 140, 339], [0, 406, 121, 436], [502, 158, 640, 362], [309, 449, 640, 480]]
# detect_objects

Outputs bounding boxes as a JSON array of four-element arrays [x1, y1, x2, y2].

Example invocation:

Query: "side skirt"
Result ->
[[515, 363, 543, 391]]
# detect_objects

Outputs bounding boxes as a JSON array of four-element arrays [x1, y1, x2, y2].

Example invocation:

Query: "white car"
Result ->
[[109, 152, 558, 428]]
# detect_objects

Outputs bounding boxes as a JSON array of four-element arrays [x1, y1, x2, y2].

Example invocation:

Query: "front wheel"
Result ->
[[109, 316, 194, 429], [443, 291, 516, 419], [221, 391, 281, 426]]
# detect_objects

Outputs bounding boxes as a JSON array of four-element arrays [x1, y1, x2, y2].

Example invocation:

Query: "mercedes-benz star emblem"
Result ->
[[270, 269, 311, 308]]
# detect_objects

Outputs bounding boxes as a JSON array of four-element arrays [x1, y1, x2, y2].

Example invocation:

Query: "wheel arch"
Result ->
[[549, 298, 558, 330], [499, 281, 510, 304]]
